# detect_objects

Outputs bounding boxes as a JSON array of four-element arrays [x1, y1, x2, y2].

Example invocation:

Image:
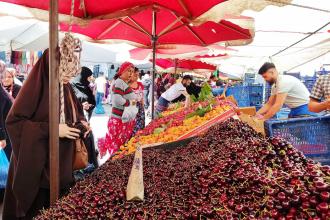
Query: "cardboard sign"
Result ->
[[239, 113, 265, 136], [126, 145, 144, 201]]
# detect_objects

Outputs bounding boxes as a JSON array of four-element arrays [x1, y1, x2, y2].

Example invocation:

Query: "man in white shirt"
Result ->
[[155, 75, 192, 116], [94, 72, 107, 114], [257, 62, 316, 119]]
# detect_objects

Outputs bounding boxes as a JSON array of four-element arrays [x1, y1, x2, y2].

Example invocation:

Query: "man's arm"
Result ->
[[182, 90, 191, 107], [257, 95, 276, 115], [262, 93, 287, 120], [308, 98, 330, 113]]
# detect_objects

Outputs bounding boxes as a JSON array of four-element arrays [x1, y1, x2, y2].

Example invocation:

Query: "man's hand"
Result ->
[[59, 124, 80, 140], [0, 140, 6, 149], [82, 102, 91, 110], [254, 113, 264, 120], [130, 100, 137, 106], [325, 98, 330, 110]]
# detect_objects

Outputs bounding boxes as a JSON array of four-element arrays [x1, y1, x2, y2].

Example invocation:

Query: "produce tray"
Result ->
[[265, 116, 330, 164], [143, 109, 237, 151], [178, 109, 237, 140]]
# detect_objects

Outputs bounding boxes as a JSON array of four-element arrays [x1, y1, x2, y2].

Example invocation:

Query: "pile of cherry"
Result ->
[[36, 119, 330, 219]]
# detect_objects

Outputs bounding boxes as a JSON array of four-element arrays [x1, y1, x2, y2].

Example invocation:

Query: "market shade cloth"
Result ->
[[154, 58, 216, 72], [130, 44, 235, 60]]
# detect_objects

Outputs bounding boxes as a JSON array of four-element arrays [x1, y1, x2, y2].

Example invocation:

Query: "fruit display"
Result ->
[[36, 119, 330, 220], [114, 97, 234, 158], [160, 102, 185, 117]]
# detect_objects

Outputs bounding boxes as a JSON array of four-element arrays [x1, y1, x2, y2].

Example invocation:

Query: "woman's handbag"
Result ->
[[68, 92, 88, 170]]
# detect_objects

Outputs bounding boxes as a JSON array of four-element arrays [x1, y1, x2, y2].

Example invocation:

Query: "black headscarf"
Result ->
[[71, 67, 96, 109]]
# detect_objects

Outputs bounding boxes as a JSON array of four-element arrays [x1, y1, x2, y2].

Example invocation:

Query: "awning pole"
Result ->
[[151, 10, 157, 119], [49, 0, 60, 205]]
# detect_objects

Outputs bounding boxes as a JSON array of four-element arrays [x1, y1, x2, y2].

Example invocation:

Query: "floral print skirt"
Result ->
[[132, 102, 145, 136], [98, 117, 135, 158]]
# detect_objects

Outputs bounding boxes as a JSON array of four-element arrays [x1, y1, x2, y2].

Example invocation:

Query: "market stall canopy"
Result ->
[[154, 58, 216, 73], [214, 0, 330, 76]]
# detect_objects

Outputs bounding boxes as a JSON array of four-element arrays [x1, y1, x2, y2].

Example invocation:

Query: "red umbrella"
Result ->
[[154, 58, 216, 73], [59, 4, 251, 118], [130, 44, 236, 60], [195, 54, 228, 59], [0, 1, 227, 19], [60, 17, 251, 47], [1, 1, 251, 118]]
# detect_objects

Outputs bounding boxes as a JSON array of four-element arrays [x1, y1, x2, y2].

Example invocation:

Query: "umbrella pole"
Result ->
[[49, 0, 60, 204], [151, 10, 157, 119], [174, 59, 178, 75]]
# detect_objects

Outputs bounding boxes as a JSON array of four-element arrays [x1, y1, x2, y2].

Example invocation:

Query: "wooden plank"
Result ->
[[49, 0, 60, 205]]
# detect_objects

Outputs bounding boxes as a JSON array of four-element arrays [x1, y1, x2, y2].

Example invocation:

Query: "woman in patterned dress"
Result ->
[[98, 62, 137, 157], [130, 68, 145, 136]]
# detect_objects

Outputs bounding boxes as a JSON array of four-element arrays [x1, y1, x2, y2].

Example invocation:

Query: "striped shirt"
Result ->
[[111, 78, 136, 119]]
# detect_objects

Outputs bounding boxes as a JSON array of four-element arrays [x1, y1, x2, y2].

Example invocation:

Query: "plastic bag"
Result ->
[[0, 149, 9, 188], [122, 105, 138, 123]]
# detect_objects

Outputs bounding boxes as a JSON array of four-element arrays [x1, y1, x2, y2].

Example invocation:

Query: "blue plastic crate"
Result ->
[[213, 85, 263, 107], [265, 116, 330, 165], [226, 86, 250, 107], [248, 85, 263, 106], [265, 84, 272, 102]]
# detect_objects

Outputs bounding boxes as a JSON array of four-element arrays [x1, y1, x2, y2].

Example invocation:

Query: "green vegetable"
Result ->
[[185, 104, 213, 119], [153, 127, 166, 134], [191, 83, 214, 102]]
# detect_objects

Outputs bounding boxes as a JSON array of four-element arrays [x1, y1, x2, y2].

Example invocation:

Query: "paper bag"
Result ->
[[225, 95, 238, 106], [239, 113, 265, 136], [126, 145, 144, 201], [239, 107, 256, 116]]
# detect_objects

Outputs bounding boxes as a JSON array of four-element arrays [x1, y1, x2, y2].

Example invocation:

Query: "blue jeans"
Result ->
[[143, 89, 149, 109], [289, 104, 317, 118], [155, 96, 170, 116], [95, 92, 105, 114]]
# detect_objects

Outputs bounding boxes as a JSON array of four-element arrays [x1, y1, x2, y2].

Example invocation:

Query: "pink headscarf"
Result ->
[[118, 62, 134, 76]]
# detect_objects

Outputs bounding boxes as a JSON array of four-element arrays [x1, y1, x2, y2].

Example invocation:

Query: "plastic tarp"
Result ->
[[215, 0, 330, 76]]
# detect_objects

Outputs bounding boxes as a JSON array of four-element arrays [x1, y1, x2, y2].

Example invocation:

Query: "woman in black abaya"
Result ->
[[71, 67, 96, 121], [71, 67, 98, 168]]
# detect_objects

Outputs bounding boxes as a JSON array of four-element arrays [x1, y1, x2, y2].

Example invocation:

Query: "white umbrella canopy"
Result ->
[[0, 16, 49, 51], [0, 16, 127, 64]]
